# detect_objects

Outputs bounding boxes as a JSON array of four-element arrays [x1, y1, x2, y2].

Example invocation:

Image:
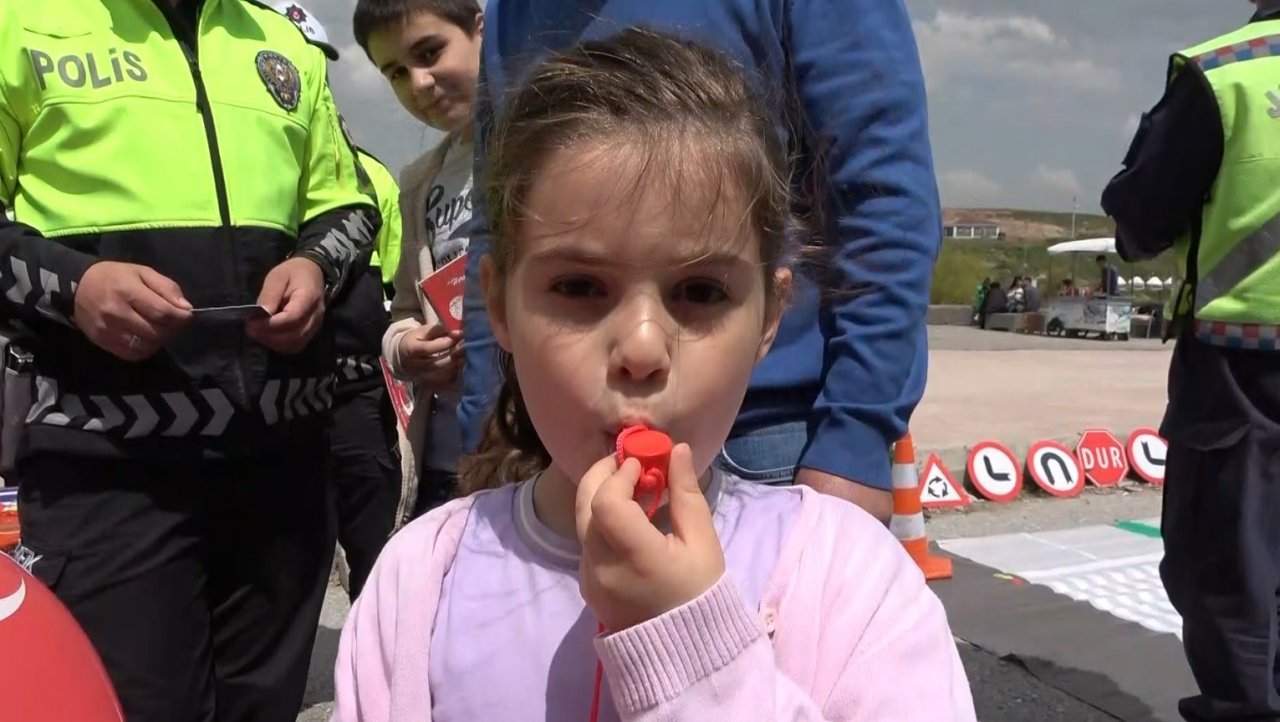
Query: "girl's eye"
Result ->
[[674, 280, 729, 305], [551, 277, 605, 299]]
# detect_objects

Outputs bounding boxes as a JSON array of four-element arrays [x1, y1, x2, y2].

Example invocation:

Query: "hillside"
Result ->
[[943, 208, 1115, 243], [933, 208, 1177, 306]]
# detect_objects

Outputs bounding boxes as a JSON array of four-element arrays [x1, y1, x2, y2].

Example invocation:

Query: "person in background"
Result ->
[[457, 0, 941, 524], [972, 276, 991, 324], [355, 0, 484, 517], [0, 1, 378, 719], [1025, 277, 1042, 312], [1102, 0, 1280, 717], [1006, 276, 1027, 313], [979, 281, 1007, 329], [359, 148, 404, 300], [272, 2, 405, 603], [1096, 254, 1120, 296]]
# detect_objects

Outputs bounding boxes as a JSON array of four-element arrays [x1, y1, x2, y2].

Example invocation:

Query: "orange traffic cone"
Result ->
[[890, 433, 952, 581]]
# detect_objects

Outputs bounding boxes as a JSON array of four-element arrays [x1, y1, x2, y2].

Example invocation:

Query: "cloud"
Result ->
[[938, 169, 1002, 206], [912, 10, 1121, 93], [1120, 112, 1141, 140], [1030, 164, 1083, 199]]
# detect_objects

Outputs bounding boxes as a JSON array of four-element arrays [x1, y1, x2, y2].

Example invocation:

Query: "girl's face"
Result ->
[[484, 144, 790, 486], [367, 11, 483, 133]]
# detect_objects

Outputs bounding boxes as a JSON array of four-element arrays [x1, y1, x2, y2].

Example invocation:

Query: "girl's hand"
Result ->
[[575, 443, 725, 632], [397, 323, 463, 390]]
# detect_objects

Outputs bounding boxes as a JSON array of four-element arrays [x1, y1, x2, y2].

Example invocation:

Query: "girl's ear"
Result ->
[[481, 254, 513, 352], [755, 268, 792, 363]]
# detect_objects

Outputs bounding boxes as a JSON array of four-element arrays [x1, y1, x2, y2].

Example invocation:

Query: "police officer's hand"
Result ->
[[247, 257, 325, 354], [73, 261, 194, 361], [397, 322, 462, 390]]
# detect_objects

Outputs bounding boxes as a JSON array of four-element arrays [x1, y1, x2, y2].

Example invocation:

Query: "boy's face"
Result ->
[[368, 10, 482, 133]]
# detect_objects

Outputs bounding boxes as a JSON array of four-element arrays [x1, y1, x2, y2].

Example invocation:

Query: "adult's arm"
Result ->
[[458, 54, 500, 452], [0, 62, 95, 328], [293, 48, 379, 295], [788, 0, 938, 492], [1100, 66, 1221, 262]]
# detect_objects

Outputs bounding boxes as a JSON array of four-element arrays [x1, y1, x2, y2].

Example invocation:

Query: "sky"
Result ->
[[304, 0, 1247, 213]]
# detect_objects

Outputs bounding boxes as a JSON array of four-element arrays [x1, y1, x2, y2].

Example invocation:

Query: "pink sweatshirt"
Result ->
[[333, 485, 976, 721]]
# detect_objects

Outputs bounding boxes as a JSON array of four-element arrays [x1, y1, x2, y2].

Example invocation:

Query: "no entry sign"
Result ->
[[966, 441, 1022, 502], [1126, 428, 1168, 485], [1026, 440, 1085, 498], [1076, 429, 1129, 487]]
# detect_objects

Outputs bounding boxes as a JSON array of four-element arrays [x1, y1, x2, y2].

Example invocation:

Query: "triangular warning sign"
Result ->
[[918, 453, 971, 509]]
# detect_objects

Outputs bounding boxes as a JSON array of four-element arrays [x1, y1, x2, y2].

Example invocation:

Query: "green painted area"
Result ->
[[1115, 519, 1162, 539]]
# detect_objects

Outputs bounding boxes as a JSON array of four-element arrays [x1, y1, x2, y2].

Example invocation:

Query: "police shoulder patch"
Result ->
[[256, 50, 301, 112]]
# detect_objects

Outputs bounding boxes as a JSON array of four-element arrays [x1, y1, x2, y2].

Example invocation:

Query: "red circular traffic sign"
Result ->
[[1075, 428, 1129, 487], [1025, 440, 1085, 498], [966, 440, 1022, 502], [1126, 428, 1168, 486]]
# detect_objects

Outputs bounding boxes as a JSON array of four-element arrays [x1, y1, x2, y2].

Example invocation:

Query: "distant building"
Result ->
[[944, 221, 1004, 239]]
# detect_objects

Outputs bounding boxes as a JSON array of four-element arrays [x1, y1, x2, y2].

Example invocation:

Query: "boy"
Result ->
[[354, 0, 483, 516]]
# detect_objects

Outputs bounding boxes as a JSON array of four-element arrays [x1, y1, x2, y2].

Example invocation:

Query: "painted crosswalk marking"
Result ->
[[939, 519, 1182, 638]]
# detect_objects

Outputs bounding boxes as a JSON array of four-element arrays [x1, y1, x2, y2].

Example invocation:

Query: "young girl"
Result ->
[[334, 28, 976, 721]]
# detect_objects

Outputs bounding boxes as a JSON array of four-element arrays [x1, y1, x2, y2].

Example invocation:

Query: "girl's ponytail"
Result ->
[[456, 352, 551, 494]]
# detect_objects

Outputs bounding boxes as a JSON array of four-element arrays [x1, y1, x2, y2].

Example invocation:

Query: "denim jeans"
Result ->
[[715, 420, 808, 486]]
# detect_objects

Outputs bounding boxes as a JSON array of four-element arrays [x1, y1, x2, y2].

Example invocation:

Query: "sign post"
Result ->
[[1026, 440, 1085, 498], [1075, 428, 1129, 487], [1126, 428, 1168, 485], [966, 441, 1022, 502]]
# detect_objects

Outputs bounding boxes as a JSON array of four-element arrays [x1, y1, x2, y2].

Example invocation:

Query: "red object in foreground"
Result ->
[[616, 426, 673, 511], [592, 425, 675, 722], [0, 554, 123, 721], [418, 252, 467, 334]]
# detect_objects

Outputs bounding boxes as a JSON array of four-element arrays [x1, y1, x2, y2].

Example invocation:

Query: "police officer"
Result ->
[[1103, 1, 1280, 718], [0, 1, 378, 720], [273, 3, 408, 602]]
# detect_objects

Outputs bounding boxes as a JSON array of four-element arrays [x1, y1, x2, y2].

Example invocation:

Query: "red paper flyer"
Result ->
[[380, 358, 416, 432], [419, 253, 467, 333]]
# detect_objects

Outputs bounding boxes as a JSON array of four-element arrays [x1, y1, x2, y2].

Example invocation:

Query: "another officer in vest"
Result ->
[[272, 2, 410, 602], [1104, 1, 1280, 718], [0, 1, 378, 720]]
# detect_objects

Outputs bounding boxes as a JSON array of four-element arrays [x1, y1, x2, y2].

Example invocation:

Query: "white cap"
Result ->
[[271, 2, 340, 61]]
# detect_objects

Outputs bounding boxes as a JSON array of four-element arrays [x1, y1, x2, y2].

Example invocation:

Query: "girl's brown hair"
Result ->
[[457, 26, 797, 494]]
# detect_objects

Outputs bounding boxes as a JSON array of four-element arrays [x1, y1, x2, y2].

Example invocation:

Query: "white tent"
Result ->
[[1145, 276, 1164, 290], [1131, 277, 1146, 291], [1117, 276, 1128, 287], [1164, 277, 1175, 287], [1047, 237, 1117, 255]]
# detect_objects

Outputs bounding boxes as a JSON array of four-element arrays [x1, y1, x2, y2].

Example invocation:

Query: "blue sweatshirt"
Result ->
[[459, 0, 940, 490]]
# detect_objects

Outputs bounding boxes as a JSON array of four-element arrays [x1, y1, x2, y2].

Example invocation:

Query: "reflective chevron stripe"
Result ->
[[261, 376, 334, 425], [2, 256, 76, 327], [201, 388, 233, 436], [28, 375, 334, 436], [336, 354, 380, 383]]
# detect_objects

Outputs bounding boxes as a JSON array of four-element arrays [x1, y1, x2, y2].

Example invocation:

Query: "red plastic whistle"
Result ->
[[616, 425, 672, 517]]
